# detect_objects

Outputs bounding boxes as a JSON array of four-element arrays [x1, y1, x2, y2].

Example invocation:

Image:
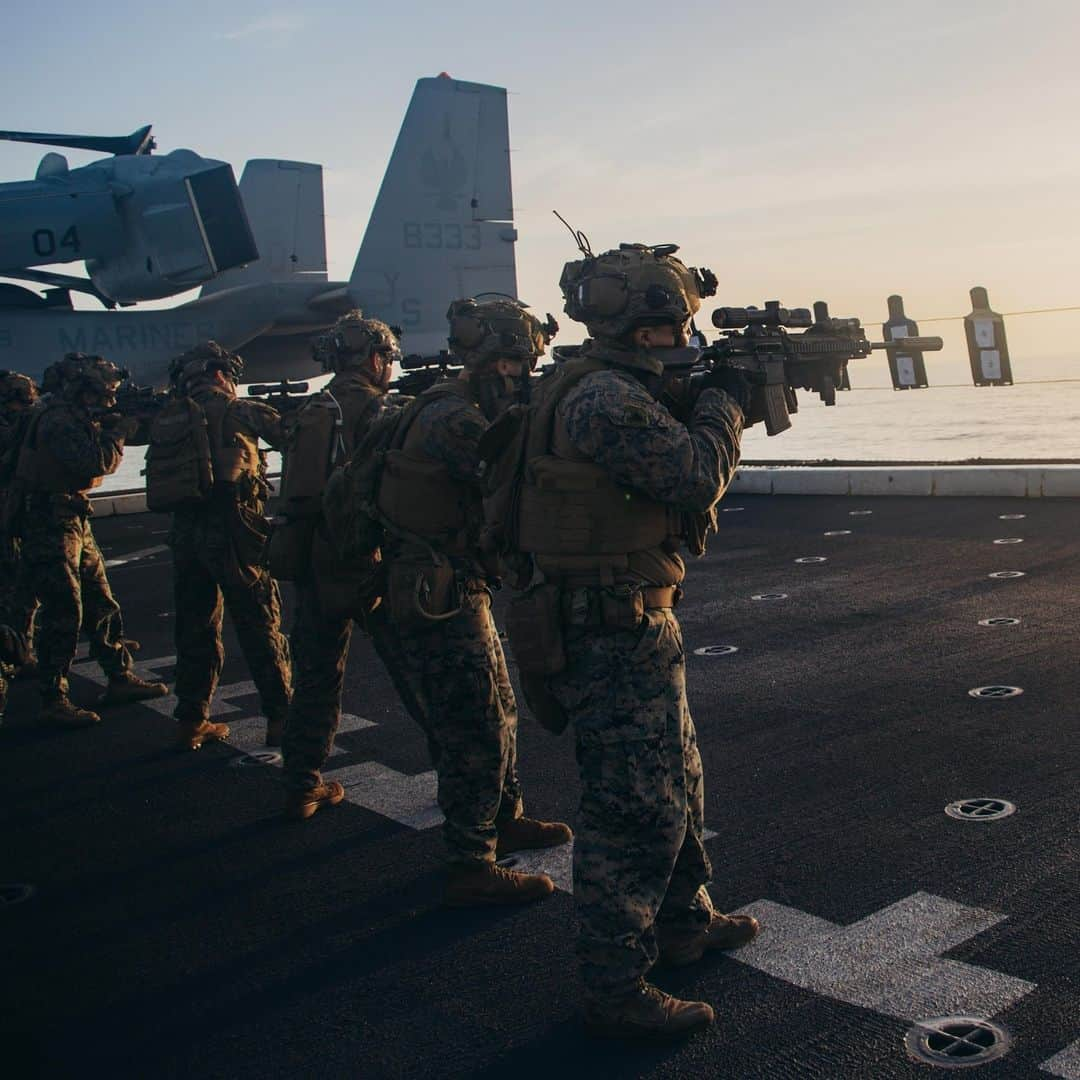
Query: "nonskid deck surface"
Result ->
[[2, 496, 1078, 1079]]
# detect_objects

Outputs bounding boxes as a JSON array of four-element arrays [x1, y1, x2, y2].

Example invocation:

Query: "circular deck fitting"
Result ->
[[905, 1017, 1011, 1068], [231, 750, 283, 768], [693, 645, 739, 657], [0, 883, 36, 909], [968, 685, 1023, 700], [993, 538, 1024, 545], [795, 556, 827, 564], [721, 506, 744, 513], [999, 513, 1026, 520], [751, 592, 788, 601], [823, 530, 852, 537], [978, 617, 1021, 627], [988, 571, 1025, 580], [945, 798, 1017, 822], [849, 509, 873, 516]]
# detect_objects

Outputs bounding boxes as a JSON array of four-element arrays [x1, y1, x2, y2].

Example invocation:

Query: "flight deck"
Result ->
[[2, 495, 1078, 1078]]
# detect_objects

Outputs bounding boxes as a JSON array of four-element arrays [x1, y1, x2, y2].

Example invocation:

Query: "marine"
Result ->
[[279, 313, 419, 819], [0, 371, 41, 667], [502, 244, 761, 1038], [160, 342, 292, 751], [16, 353, 167, 727], [373, 298, 572, 905]]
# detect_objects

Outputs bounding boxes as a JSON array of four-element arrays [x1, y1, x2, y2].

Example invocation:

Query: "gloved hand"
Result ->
[[99, 413, 140, 441], [697, 366, 754, 417]]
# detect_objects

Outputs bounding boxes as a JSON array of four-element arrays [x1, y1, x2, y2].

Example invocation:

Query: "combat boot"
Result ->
[[175, 718, 231, 751], [39, 695, 101, 728], [584, 980, 714, 1041], [443, 861, 555, 907], [496, 815, 573, 857], [98, 671, 168, 707], [657, 912, 760, 967], [285, 781, 345, 820]]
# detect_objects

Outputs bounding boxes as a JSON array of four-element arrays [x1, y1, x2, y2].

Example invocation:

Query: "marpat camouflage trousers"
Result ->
[[395, 587, 524, 864], [548, 607, 714, 1002], [0, 531, 38, 648], [21, 505, 131, 697], [283, 583, 429, 793], [169, 513, 291, 726]]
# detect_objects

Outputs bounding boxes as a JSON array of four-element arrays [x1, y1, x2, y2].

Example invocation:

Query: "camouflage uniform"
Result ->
[[19, 400, 136, 698], [0, 376, 40, 648], [385, 385, 524, 862], [169, 379, 292, 732], [541, 353, 744, 1000], [283, 366, 426, 793]]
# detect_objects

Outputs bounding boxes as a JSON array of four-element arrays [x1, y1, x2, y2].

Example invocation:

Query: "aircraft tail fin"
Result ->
[[201, 159, 327, 295], [349, 75, 518, 356]]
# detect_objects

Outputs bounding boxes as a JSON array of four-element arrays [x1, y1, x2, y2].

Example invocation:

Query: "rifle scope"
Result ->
[[712, 301, 813, 330]]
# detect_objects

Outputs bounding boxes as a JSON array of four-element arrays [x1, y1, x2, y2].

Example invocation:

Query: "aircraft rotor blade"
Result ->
[[0, 125, 155, 156]]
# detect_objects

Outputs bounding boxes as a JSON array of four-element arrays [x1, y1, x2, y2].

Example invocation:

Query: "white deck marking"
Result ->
[[1042, 1041, 1080, 1078], [500, 829, 716, 895], [325, 761, 443, 829], [104, 545, 169, 568], [226, 710, 374, 755], [731, 892, 1036, 1021]]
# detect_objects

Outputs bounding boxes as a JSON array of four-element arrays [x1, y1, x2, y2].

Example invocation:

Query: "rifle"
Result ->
[[246, 380, 311, 416], [113, 382, 172, 423], [109, 381, 173, 445], [389, 351, 461, 397], [691, 300, 944, 435]]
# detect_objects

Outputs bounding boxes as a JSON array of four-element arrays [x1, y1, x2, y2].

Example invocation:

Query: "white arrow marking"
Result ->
[[325, 761, 443, 829], [731, 892, 1035, 1021], [1041, 1040, 1080, 1077]]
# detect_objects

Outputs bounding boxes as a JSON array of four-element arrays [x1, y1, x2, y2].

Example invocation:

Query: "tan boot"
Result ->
[[444, 861, 555, 907], [285, 781, 345, 820], [98, 671, 168, 707], [584, 979, 714, 1040], [175, 718, 230, 751], [39, 695, 101, 728], [495, 815, 573, 857], [657, 912, 760, 967]]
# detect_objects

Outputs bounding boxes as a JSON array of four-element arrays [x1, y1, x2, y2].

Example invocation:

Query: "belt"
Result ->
[[643, 586, 680, 610], [561, 583, 681, 628]]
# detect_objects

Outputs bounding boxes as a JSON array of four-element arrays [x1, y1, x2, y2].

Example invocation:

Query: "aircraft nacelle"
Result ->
[[0, 147, 258, 304]]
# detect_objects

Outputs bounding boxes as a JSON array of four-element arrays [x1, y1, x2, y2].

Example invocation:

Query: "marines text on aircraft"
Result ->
[[0, 74, 519, 386]]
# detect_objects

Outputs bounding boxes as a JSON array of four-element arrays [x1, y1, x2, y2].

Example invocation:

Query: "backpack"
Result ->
[[144, 397, 214, 512], [321, 384, 467, 563], [267, 392, 344, 582], [321, 406, 410, 563]]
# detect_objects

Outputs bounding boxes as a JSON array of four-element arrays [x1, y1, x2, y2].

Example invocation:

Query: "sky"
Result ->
[[2, 0, 1079, 370]]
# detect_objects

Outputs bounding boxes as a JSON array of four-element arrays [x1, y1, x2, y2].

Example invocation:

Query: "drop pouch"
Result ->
[[505, 584, 571, 735], [386, 555, 460, 628], [267, 516, 316, 583]]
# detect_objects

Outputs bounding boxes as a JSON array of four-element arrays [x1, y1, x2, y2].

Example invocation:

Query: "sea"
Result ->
[[100, 355, 1079, 492]]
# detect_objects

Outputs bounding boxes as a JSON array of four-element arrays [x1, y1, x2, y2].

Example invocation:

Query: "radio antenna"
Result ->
[[553, 210, 593, 258]]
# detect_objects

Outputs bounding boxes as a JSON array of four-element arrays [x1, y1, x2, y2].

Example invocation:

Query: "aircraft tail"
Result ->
[[349, 75, 518, 357], [201, 159, 327, 295]]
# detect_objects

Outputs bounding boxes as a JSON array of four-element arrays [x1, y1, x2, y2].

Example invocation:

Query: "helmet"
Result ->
[[168, 341, 244, 394], [446, 298, 558, 370], [0, 371, 39, 413], [43, 353, 127, 403], [316, 311, 401, 373], [559, 243, 717, 342]]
